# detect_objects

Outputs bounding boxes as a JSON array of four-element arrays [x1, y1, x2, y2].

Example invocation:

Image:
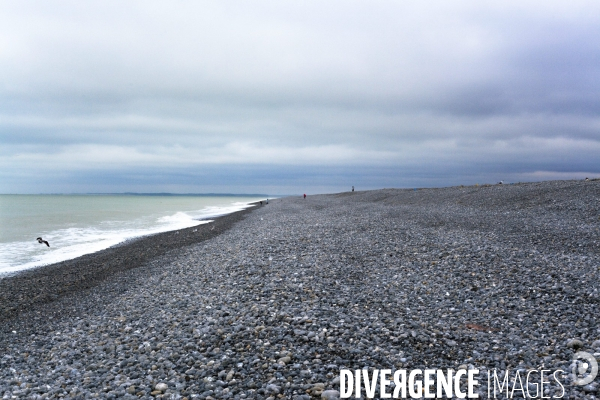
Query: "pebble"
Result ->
[[583, 384, 598, 393], [155, 382, 168, 392], [322, 389, 341, 399]]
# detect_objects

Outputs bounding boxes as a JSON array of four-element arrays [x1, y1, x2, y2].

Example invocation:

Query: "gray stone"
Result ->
[[567, 339, 584, 349], [154, 383, 168, 392], [265, 384, 281, 394], [583, 384, 598, 393], [322, 390, 341, 400]]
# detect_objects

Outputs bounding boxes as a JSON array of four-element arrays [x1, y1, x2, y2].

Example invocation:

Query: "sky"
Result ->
[[1, 1, 599, 194]]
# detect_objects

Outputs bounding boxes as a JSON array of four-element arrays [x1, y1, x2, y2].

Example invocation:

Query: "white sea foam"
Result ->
[[0, 199, 258, 276]]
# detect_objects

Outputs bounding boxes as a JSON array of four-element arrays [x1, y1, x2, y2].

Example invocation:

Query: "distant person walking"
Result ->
[[303, 194, 306, 199], [352, 186, 354, 192]]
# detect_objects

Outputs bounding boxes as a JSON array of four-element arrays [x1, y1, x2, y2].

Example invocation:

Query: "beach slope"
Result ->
[[1, 180, 599, 398]]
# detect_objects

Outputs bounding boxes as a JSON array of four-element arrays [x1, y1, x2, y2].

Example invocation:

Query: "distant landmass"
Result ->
[[119, 192, 271, 197]]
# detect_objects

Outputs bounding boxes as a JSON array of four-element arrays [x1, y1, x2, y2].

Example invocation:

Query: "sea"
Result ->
[[0, 194, 266, 276]]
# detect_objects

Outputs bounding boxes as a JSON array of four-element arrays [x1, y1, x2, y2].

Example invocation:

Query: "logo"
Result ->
[[571, 351, 598, 386]]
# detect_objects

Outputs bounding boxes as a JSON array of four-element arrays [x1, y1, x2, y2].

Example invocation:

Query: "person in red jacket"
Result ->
[[303, 194, 306, 199]]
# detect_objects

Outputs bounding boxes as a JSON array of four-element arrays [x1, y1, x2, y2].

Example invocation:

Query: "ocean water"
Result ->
[[0, 194, 265, 276]]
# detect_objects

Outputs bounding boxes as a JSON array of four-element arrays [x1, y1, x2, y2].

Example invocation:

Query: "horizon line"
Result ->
[[0, 192, 285, 197]]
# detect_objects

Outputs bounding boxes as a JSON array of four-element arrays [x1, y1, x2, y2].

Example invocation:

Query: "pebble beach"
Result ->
[[1, 180, 599, 399]]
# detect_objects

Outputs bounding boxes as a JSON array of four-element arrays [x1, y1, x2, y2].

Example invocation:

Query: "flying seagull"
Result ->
[[36, 237, 50, 247]]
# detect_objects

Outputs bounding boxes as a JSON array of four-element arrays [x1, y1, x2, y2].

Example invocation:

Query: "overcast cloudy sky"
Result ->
[[1, 1, 599, 194]]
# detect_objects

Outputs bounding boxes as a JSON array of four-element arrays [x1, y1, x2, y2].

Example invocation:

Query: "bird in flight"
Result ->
[[36, 237, 50, 247]]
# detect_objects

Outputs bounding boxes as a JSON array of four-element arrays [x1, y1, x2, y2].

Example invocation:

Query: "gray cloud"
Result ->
[[1, 1, 600, 193]]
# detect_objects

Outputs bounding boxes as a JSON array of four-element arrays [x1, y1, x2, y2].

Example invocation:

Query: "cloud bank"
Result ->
[[1, 1, 599, 193]]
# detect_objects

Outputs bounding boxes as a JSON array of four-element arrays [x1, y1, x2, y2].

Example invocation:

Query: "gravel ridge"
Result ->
[[1, 180, 599, 399]]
